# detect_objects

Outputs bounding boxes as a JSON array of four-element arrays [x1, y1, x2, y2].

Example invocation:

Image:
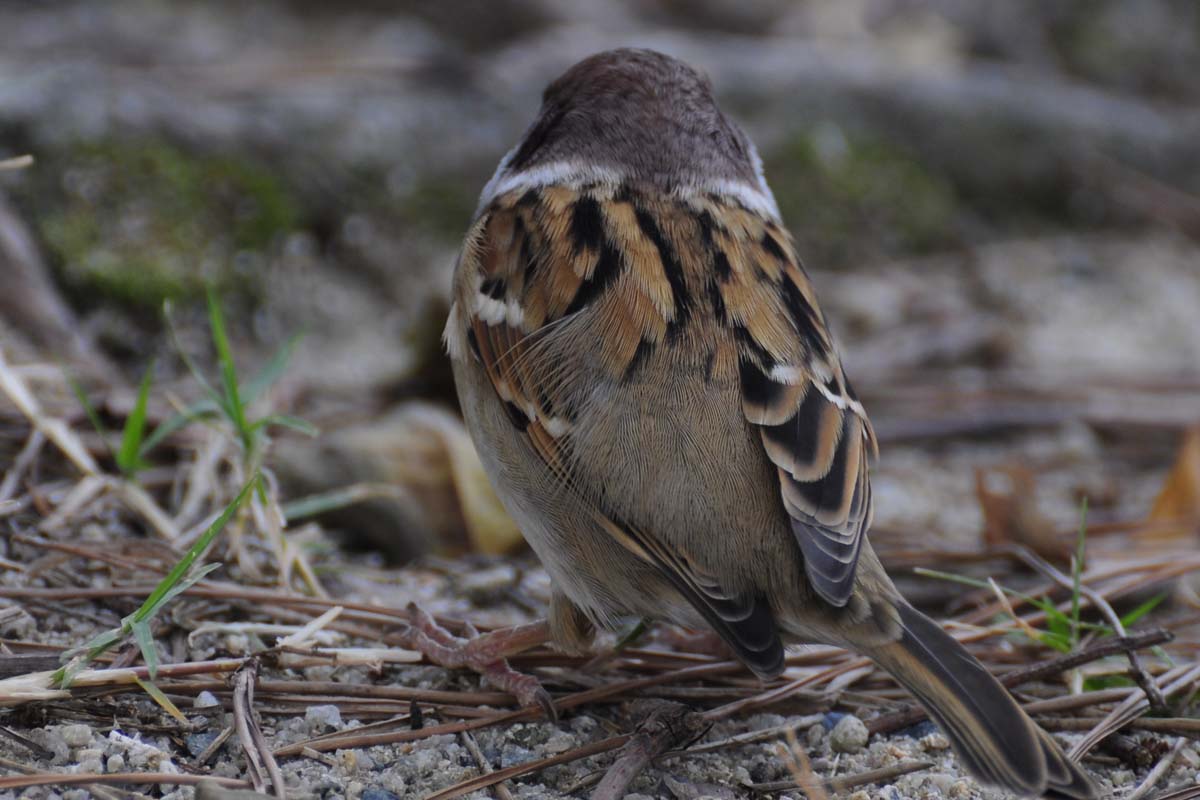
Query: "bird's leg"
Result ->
[[403, 604, 556, 719]]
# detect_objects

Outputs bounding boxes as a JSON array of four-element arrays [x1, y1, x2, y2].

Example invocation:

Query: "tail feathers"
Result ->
[[870, 603, 1098, 799]]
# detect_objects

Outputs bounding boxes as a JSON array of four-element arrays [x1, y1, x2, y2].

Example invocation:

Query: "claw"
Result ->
[[403, 604, 554, 717]]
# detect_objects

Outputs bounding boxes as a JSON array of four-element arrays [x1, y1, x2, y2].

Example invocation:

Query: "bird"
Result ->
[[443, 47, 1098, 799]]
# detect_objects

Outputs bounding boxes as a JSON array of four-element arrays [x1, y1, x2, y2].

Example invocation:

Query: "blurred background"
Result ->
[[2, 0, 1199, 570]]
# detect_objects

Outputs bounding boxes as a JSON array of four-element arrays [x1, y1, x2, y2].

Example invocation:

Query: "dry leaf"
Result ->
[[975, 465, 1071, 564], [1143, 424, 1200, 546]]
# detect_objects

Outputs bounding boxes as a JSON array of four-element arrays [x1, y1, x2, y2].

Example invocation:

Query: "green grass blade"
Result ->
[[1120, 594, 1166, 628], [132, 619, 158, 680], [135, 676, 189, 724], [143, 562, 221, 620], [116, 365, 154, 476], [207, 288, 249, 443], [242, 332, 303, 406], [1070, 497, 1088, 649], [66, 372, 114, 461], [164, 300, 225, 414], [139, 400, 220, 456], [281, 483, 400, 521], [133, 475, 257, 626], [248, 413, 318, 438]]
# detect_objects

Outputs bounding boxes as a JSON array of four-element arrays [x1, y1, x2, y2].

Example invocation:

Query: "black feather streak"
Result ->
[[738, 356, 784, 410], [570, 196, 605, 253], [480, 277, 506, 299], [780, 277, 827, 357], [634, 207, 691, 338], [623, 338, 655, 382], [706, 277, 728, 323], [734, 325, 775, 369], [565, 241, 624, 315], [761, 230, 788, 262], [503, 400, 531, 431], [762, 389, 823, 468]]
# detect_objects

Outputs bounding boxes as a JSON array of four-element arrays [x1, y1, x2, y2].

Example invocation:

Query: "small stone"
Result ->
[[948, 779, 973, 798], [898, 720, 938, 739], [106, 754, 125, 773], [1110, 770, 1133, 786], [60, 724, 93, 748], [543, 732, 575, 754], [806, 723, 825, 748], [75, 748, 104, 774], [193, 691, 220, 708], [306, 704, 343, 730], [185, 731, 221, 758], [919, 732, 950, 751], [847, 792, 871, 800], [361, 790, 400, 800], [829, 715, 869, 753], [821, 711, 847, 731]]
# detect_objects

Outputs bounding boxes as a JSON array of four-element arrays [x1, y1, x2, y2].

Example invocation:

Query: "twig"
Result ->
[[0, 429, 44, 503], [196, 725, 234, 766], [1015, 546, 1168, 712], [591, 702, 707, 800], [0, 773, 250, 790], [743, 759, 935, 794], [777, 727, 828, 800], [459, 729, 515, 800], [425, 734, 631, 800], [1069, 663, 1200, 760], [231, 660, 286, 798]]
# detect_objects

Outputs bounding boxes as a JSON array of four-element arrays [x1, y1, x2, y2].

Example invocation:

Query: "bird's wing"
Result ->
[[451, 184, 784, 675], [701, 198, 878, 607]]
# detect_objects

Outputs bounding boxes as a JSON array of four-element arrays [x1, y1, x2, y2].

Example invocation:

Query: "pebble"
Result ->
[[186, 731, 221, 758], [1111, 770, 1133, 786], [361, 790, 400, 800], [821, 711, 847, 731], [193, 690, 221, 708], [75, 748, 103, 774], [919, 732, 950, 751], [829, 715, 869, 753], [307, 704, 344, 730], [60, 724, 93, 748], [806, 723, 825, 748], [106, 754, 125, 772]]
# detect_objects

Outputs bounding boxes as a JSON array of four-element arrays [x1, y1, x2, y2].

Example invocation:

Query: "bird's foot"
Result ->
[[404, 604, 556, 720]]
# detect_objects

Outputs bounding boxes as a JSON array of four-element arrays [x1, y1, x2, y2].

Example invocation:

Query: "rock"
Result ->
[[805, 722, 826, 748], [60, 724, 93, 748], [106, 754, 125, 772], [306, 703, 344, 731], [919, 732, 950, 751], [75, 748, 104, 773], [193, 690, 221, 708], [361, 790, 400, 800], [185, 731, 221, 758], [821, 711, 847, 731], [829, 715, 869, 753]]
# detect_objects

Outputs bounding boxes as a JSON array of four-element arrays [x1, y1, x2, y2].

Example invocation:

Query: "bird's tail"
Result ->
[[867, 602, 1097, 799]]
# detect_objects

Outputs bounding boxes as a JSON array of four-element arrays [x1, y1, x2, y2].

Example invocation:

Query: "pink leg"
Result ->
[[404, 604, 556, 719]]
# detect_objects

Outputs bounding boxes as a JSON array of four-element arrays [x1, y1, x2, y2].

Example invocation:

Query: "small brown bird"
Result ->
[[444, 48, 1097, 798]]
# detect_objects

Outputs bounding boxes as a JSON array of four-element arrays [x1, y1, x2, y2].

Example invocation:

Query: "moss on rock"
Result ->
[[38, 138, 299, 313]]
